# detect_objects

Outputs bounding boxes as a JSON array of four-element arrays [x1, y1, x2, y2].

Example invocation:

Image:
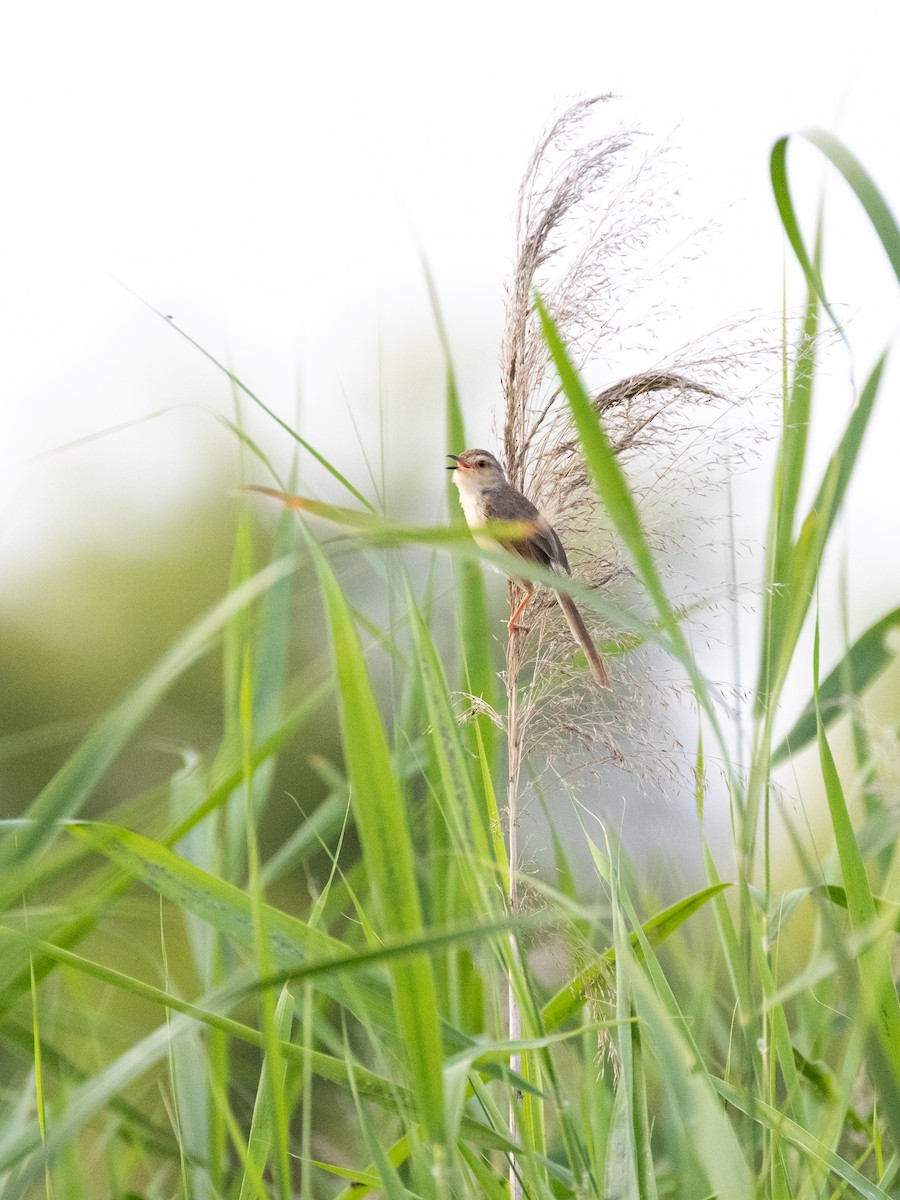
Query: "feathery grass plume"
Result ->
[[499, 97, 771, 766], [497, 102, 773, 1166]]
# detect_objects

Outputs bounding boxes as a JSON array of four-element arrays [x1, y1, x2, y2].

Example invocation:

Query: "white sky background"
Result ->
[[1, 0, 898, 657]]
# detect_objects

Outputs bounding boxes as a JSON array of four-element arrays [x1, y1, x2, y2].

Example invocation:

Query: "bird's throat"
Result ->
[[459, 488, 487, 529], [453, 473, 489, 529]]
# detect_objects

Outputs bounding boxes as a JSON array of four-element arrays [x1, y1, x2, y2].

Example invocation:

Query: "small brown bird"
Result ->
[[448, 448, 610, 688]]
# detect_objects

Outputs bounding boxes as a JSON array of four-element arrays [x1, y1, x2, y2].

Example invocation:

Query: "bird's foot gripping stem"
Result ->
[[507, 589, 533, 637]]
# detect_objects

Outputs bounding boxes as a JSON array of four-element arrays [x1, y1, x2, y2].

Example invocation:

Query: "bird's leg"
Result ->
[[507, 585, 533, 636]]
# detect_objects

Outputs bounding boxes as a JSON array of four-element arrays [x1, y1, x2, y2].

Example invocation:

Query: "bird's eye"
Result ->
[[476, 459, 487, 468]]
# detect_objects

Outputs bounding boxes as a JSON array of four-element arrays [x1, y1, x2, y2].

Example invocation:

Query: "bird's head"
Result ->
[[447, 449, 506, 495]]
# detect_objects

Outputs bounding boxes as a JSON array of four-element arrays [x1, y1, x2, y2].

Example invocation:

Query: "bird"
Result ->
[[448, 448, 610, 688]]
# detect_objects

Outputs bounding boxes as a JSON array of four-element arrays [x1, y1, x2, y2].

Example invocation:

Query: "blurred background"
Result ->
[[2, 0, 898, 881]]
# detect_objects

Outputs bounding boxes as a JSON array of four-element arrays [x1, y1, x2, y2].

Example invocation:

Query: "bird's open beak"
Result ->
[[446, 454, 461, 471]]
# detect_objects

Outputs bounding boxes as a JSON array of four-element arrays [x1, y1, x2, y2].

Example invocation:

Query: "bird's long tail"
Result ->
[[555, 591, 610, 689]]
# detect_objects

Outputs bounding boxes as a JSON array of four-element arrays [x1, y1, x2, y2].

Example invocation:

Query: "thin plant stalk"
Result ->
[[505, 620, 526, 1200]]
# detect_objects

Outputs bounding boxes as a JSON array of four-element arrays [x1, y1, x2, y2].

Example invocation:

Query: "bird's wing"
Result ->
[[485, 488, 570, 574], [541, 519, 571, 573], [497, 515, 570, 574]]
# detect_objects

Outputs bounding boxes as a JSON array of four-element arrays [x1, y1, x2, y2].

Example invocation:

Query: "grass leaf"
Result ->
[[0, 556, 298, 884], [771, 130, 900, 325], [307, 536, 447, 1145], [773, 603, 900, 763]]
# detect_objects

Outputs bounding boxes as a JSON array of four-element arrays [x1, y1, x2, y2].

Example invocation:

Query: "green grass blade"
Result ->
[[0, 556, 298, 882], [606, 872, 659, 1200], [764, 353, 886, 712], [771, 130, 900, 324], [762, 126, 899, 709], [0, 921, 394, 1099], [814, 616, 900, 1128], [624, 955, 754, 1200], [541, 883, 730, 1031], [238, 987, 294, 1200], [239, 650, 292, 1200], [404, 583, 496, 872], [713, 1077, 892, 1200], [250, 508, 298, 735], [534, 294, 727, 737], [773, 603, 900, 763], [307, 537, 446, 1145], [28, 956, 52, 1199], [168, 1028, 212, 1200], [534, 298, 680, 644], [166, 679, 333, 847], [121, 285, 376, 511], [757, 241, 821, 709], [66, 821, 397, 1024]]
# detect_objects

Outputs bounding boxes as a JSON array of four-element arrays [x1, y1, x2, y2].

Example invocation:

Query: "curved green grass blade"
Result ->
[[771, 130, 900, 327], [244, 485, 659, 646], [541, 883, 730, 1030], [816, 884, 900, 929], [120, 284, 375, 511], [713, 1077, 891, 1200], [773, 604, 900, 763], [60, 821, 530, 1092], [66, 821, 397, 1024], [761, 128, 898, 713], [0, 921, 392, 1099], [0, 966, 404, 1190], [0, 557, 299, 885], [761, 353, 887, 724]]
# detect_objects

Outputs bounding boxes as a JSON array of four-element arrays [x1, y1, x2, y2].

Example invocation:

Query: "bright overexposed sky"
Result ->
[[1, 0, 897, 601]]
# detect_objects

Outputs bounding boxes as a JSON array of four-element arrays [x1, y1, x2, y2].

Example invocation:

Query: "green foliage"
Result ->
[[1, 128, 898, 1199]]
